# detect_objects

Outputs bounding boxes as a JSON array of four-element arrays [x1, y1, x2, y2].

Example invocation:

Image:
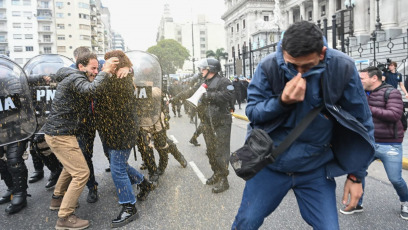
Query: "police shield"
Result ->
[[126, 51, 162, 127], [23, 54, 74, 133], [0, 56, 36, 147]]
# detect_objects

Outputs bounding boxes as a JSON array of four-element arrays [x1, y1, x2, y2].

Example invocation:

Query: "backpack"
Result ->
[[384, 87, 408, 131]]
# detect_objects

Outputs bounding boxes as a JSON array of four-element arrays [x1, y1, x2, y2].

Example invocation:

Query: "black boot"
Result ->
[[111, 203, 138, 228], [28, 170, 44, 183], [87, 185, 98, 203], [148, 171, 159, 183], [206, 174, 220, 185], [0, 189, 12, 205], [5, 191, 27, 214], [137, 177, 155, 201], [157, 150, 169, 175], [212, 177, 229, 193], [45, 168, 61, 189], [189, 136, 200, 146], [169, 143, 187, 168]]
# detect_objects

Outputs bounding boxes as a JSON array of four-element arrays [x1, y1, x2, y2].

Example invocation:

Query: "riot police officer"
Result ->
[[173, 58, 234, 193], [0, 56, 37, 214]]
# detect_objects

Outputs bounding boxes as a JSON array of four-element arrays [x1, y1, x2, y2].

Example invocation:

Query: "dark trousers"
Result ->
[[202, 122, 231, 178], [0, 141, 28, 193]]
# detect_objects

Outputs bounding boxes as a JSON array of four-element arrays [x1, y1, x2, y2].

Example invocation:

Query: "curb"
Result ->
[[232, 113, 249, 121], [231, 113, 408, 170], [403, 157, 408, 170]]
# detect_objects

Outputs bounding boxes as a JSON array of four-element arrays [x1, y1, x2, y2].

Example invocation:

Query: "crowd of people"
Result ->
[[1, 20, 408, 230]]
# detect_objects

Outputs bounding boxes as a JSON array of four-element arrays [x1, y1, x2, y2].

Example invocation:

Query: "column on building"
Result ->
[[369, 0, 376, 32], [380, 0, 401, 39], [288, 8, 294, 25], [353, 0, 370, 44], [299, 2, 306, 21], [313, 0, 319, 22]]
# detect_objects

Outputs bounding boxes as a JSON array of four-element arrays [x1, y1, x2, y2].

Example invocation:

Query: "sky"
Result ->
[[101, 0, 226, 51]]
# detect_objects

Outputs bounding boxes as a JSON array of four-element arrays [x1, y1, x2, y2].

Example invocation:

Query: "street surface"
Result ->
[[1, 103, 408, 229]]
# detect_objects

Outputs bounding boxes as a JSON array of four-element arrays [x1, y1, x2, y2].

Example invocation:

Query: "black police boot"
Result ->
[[148, 171, 159, 183], [169, 143, 187, 168], [5, 191, 27, 214], [87, 185, 98, 203], [111, 203, 138, 228], [137, 177, 155, 201], [45, 168, 61, 189], [178, 112, 182, 117], [28, 170, 44, 183], [189, 136, 200, 146], [206, 174, 220, 185], [212, 177, 229, 193], [105, 167, 111, 172], [0, 189, 12, 205], [157, 150, 169, 175]]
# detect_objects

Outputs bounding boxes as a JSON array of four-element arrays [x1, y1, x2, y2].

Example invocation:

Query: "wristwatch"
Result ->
[[347, 174, 362, 183]]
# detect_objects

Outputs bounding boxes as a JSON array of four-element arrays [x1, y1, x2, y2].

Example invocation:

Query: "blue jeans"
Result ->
[[359, 143, 408, 205], [232, 165, 338, 230], [109, 148, 144, 204]]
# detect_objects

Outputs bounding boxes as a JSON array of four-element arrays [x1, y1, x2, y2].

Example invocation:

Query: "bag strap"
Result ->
[[383, 87, 398, 138], [270, 105, 324, 160]]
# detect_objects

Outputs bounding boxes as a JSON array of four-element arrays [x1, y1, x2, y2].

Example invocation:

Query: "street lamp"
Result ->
[[375, 0, 382, 31], [344, 0, 355, 37]]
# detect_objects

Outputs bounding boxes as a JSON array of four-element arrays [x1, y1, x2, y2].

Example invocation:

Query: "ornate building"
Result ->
[[222, 0, 408, 77]]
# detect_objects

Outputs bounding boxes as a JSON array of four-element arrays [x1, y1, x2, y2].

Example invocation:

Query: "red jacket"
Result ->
[[366, 83, 404, 143]]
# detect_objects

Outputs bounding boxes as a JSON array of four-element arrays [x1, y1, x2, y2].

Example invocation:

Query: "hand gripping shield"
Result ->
[[23, 54, 74, 133], [0, 57, 36, 146], [126, 51, 162, 127]]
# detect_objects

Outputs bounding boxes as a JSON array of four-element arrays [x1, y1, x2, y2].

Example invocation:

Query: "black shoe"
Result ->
[[156, 168, 165, 175], [45, 169, 61, 189], [206, 174, 220, 185], [111, 203, 138, 228], [86, 186, 98, 203], [148, 172, 159, 183], [178, 114, 182, 117], [137, 178, 155, 201], [0, 189, 12, 205], [179, 158, 187, 168], [105, 167, 111, 172], [5, 192, 28, 214], [212, 177, 229, 193], [28, 170, 44, 183], [139, 163, 147, 170], [189, 137, 200, 146]]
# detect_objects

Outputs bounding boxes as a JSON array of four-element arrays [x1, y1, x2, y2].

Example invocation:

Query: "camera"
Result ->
[[377, 58, 392, 72]]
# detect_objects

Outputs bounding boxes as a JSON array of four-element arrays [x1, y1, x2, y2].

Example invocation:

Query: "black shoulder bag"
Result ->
[[230, 105, 324, 181]]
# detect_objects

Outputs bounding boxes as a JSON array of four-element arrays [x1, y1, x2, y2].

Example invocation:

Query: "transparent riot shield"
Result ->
[[126, 51, 162, 127], [0, 57, 36, 147], [23, 54, 74, 133]]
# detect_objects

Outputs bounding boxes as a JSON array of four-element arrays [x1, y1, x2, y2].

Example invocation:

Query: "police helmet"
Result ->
[[198, 58, 221, 73]]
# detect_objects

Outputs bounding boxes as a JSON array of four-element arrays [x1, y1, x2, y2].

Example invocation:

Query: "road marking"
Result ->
[[189, 161, 206, 184], [169, 135, 179, 144]]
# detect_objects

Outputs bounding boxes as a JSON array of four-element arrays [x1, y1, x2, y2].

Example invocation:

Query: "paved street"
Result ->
[[1, 103, 408, 229]]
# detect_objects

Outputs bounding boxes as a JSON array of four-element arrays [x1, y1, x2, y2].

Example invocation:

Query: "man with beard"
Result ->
[[43, 53, 118, 230]]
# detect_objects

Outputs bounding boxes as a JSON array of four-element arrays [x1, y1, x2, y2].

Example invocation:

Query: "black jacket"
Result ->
[[42, 67, 110, 136], [175, 74, 233, 125]]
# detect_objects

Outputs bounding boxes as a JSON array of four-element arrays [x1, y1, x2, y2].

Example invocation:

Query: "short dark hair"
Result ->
[[282, 21, 324, 57], [73, 46, 91, 59], [76, 53, 98, 69], [360, 66, 382, 81]]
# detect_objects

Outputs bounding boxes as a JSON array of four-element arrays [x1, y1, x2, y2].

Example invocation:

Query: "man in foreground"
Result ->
[[232, 21, 375, 229]]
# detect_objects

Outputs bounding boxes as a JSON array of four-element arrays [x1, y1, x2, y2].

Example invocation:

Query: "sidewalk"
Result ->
[[231, 102, 408, 170]]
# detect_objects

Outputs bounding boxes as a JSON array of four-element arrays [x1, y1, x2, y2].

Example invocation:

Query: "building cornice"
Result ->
[[222, 0, 274, 20]]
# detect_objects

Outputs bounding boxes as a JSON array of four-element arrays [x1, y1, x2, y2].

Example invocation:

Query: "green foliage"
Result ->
[[205, 48, 228, 61], [147, 39, 190, 74]]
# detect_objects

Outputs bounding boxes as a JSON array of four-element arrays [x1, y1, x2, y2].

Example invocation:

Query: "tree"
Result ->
[[206, 48, 228, 61], [147, 39, 190, 75]]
